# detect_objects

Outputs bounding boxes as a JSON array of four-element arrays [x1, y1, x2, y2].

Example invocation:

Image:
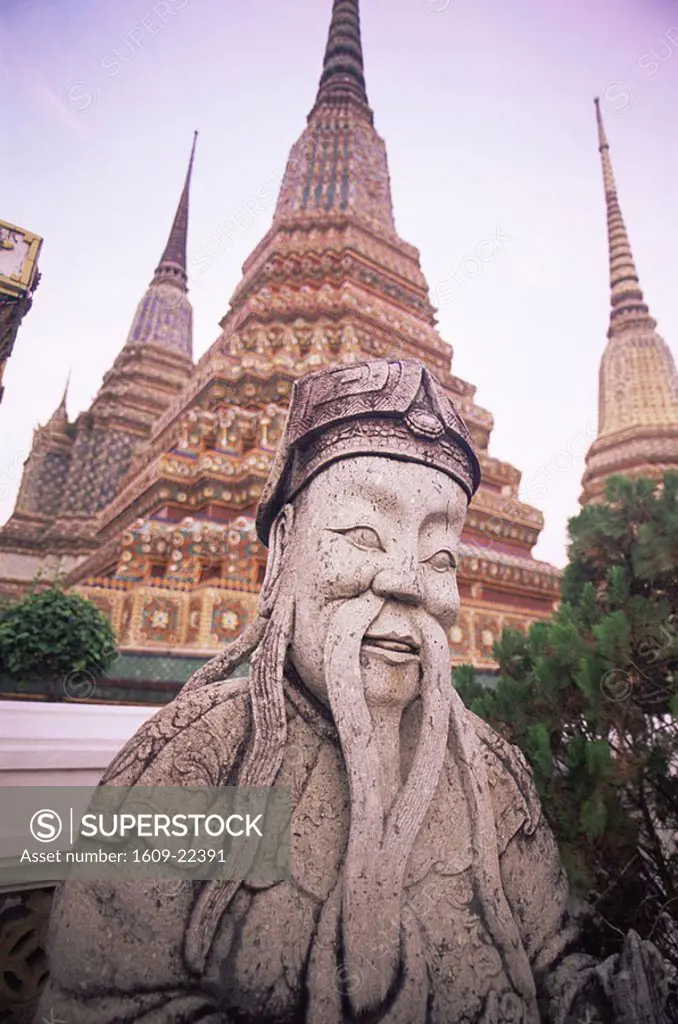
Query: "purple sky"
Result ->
[[1, 0, 677, 569]]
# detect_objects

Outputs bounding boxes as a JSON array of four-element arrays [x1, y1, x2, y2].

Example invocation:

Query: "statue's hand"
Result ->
[[566, 929, 668, 1024]]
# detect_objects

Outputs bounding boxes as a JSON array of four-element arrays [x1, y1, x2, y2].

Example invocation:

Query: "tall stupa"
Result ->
[[580, 99, 678, 504], [0, 134, 198, 595], [0, 0, 559, 678]]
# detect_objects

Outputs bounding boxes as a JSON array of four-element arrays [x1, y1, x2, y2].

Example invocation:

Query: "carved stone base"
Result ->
[[0, 888, 54, 1024]]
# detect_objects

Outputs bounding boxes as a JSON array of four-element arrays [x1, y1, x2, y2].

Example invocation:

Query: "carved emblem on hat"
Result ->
[[405, 407, 445, 440]]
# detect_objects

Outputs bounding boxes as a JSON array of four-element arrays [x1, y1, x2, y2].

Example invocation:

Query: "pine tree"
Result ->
[[456, 472, 678, 982]]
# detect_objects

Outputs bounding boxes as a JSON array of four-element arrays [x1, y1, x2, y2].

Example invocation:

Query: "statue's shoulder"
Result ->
[[463, 706, 543, 848], [102, 677, 252, 788]]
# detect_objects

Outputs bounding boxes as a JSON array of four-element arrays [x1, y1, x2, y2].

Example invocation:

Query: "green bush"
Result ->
[[0, 585, 117, 693]]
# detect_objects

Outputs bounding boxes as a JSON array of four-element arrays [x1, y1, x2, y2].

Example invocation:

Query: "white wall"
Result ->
[[0, 700, 157, 892], [0, 699, 155, 787]]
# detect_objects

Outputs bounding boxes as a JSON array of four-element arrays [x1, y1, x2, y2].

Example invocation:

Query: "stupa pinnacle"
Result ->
[[594, 98, 653, 331], [153, 130, 198, 290], [581, 99, 678, 504], [49, 376, 69, 430], [313, 0, 370, 112], [123, 131, 197, 357]]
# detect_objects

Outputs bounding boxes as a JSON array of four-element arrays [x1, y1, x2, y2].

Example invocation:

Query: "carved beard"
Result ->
[[185, 582, 539, 1024], [321, 593, 454, 1017]]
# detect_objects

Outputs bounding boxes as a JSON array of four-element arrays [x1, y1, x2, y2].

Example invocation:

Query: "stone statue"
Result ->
[[36, 360, 667, 1023]]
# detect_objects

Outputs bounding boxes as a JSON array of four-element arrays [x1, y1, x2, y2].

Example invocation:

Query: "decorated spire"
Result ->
[[123, 135, 196, 357], [152, 130, 198, 290], [594, 98, 654, 334], [265, 0, 396, 233], [313, 0, 369, 113], [580, 101, 678, 505]]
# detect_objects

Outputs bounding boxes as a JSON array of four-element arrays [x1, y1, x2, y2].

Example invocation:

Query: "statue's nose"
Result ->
[[372, 564, 423, 606]]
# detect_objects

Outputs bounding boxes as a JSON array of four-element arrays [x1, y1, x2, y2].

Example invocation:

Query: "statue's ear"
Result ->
[[259, 504, 295, 617]]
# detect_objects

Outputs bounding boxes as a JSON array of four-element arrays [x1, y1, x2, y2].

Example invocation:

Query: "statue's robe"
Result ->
[[35, 676, 597, 1024]]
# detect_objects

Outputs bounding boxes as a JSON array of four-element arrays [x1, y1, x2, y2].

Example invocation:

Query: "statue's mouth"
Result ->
[[361, 633, 421, 662]]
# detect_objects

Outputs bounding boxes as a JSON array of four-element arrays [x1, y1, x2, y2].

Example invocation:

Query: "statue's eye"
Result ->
[[332, 526, 384, 551], [426, 549, 457, 572]]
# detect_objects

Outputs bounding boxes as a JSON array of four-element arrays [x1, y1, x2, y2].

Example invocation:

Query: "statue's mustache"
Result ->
[[337, 595, 439, 651]]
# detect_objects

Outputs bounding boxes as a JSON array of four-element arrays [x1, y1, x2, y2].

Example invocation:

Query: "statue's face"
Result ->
[[285, 455, 467, 707]]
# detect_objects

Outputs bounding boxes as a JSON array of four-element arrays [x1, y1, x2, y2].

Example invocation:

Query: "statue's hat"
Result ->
[[256, 359, 482, 545]]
